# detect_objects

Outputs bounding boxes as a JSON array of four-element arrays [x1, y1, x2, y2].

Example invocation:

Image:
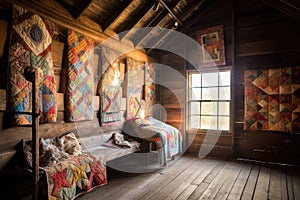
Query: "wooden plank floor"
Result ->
[[77, 154, 300, 200]]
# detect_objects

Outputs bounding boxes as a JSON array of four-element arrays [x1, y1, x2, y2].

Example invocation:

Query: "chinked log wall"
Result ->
[[161, 0, 300, 165]]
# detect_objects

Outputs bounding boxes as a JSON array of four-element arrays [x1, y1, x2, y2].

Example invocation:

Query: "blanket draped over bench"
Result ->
[[41, 153, 107, 200], [22, 134, 108, 200]]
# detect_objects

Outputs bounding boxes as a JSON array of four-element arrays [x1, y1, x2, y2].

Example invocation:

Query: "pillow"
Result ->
[[60, 132, 82, 156], [133, 118, 151, 127]]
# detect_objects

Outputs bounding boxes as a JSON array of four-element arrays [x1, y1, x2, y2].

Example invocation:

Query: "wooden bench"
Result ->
[[79, 133, 140, 163]]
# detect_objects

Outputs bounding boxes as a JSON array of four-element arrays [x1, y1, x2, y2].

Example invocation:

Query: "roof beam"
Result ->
[[102, 0, 133, 32], [146, 20, 175, 54], [119, 1, 155, 39], [147, 0, 208, 54], [133, 0, 181, 47], [157, 0, 182, 25], [261, 0, 300, 21], [75, 0, 94, 20]]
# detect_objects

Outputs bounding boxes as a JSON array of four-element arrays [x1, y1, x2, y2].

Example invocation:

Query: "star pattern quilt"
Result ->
[[41, 153, 107, 200], [244, 66, 300, 132]]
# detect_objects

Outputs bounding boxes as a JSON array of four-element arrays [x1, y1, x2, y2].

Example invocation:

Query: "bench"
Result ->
[[79, 133, 140, 163]]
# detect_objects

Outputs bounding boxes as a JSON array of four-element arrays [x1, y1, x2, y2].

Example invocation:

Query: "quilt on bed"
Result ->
[[130, 117, 182, 166]]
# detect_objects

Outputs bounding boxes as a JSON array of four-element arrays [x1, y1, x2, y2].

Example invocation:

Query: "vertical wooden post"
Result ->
[[24, 67, 39, 200], [32, 69, 39, 200]]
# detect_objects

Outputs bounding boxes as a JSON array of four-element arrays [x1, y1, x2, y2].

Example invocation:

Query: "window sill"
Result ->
[[187, 129, 232, 135]]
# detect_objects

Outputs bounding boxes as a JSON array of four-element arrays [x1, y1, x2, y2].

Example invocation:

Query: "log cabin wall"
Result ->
[[159, 0, 300, 165], [0, 4, 154, 170]]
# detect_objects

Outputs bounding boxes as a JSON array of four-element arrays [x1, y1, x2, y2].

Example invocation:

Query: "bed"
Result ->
[[123, 117, 182, 166]]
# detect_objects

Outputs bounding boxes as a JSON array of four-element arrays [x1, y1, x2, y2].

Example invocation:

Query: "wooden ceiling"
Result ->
[[1, 0, 300, 60], [3, 0, 207, 60]]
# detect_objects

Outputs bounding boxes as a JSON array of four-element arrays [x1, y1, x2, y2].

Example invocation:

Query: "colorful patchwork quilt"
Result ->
[[244, 66, 300, 132], [145, 63, 155, 101], [127, 117, 182, 166], [66, 30, 95, 121], [99, 46, 121, 126], [41, 153, 107, 200], [8, 5, 57, 125]]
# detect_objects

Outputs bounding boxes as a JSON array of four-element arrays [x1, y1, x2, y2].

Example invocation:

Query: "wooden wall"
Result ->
[[0, 5, 154, 170], [159, 0, 300, 165]]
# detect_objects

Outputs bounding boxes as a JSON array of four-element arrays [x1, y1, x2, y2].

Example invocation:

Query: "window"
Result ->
[[187, 70, 231, 131]]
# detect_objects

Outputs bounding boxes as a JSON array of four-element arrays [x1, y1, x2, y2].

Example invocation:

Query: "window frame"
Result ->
[[186, 67, 232, 134]]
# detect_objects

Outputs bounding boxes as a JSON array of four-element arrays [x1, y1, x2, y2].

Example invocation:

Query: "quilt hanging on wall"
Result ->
[[66, 30, 95, 121], [244, 66, 300, 132], [126, 58, 143, 119], [145, 63, 155, 101], [8, 5, 57, 125], [99, 46, 121, 126]]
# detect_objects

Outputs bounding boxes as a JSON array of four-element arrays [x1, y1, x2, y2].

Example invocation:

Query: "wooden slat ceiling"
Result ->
[[2, 0, 300, 59]]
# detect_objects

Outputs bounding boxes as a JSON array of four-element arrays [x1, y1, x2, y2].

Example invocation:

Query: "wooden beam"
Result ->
[[261, 0, 300, 21], [147, 0, 207, 54], [146, 20, 175, 53], [134, 0, 181, 47], [8, 0, 151, 62], [54, 0, 93, 19], [119, 1, 155, 40], [157, 0, 182, 25], [75, 0, 94, 20], [102, 0, 133, 32]]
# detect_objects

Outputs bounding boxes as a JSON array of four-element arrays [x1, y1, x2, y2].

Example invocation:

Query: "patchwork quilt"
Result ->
[[244, 66, 300, 132], [99, 46, 121, 126], [41, 153, 107, 200], [127, 117, 182, 166], [66, 30, 95, 121], [8, 5, 57, 125]]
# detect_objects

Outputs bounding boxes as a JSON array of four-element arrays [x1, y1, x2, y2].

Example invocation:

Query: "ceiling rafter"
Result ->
[[146, 19, 176, 54], [147, 0, 207, 54], [54, 0, 93, 19], [120, 9, 157, 41], [133, 0, 181, 48], [75, 0, 94, 20], [119, 0, 156, 40], [261, 0, 300, 22], [102, 0, 133, 32], [157, 0, 182, 25]]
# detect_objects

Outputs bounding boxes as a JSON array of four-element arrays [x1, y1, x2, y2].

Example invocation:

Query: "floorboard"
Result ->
[[76, 155, 300, 200]]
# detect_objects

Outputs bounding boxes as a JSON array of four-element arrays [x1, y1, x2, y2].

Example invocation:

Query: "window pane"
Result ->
[[190, 102, 200, 114], [219, 102, 230, 115], [202, 72, 218, 87], [201, 102, 217, 115], [192, 74, 201, 87], [190, 116, 200, 129], [219, 71, 231, 86], [202, 87, 218, 100], [219, 86, 230, 100], [219, 116, 230, 130], [191, 88, 201, 100], [201, 116, 217, 129]]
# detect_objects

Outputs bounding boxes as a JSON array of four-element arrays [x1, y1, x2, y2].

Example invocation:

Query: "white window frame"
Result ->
[[186, 68, 232, 133]]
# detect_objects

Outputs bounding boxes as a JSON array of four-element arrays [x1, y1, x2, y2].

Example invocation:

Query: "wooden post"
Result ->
[[24, 67, 39, 200]]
